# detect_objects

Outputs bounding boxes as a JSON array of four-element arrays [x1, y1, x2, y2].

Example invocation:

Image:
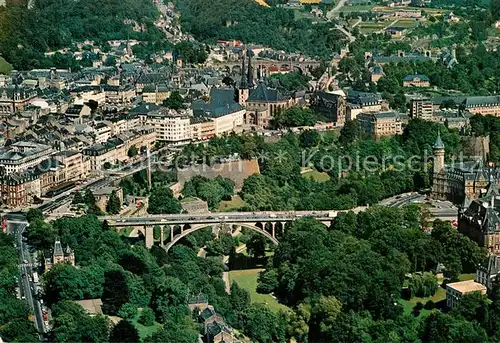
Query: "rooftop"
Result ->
[[447, 280, 486, 294]]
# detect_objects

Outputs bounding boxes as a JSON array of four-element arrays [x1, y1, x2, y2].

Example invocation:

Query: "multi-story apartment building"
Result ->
[[53, 150, 87, 182], [357, 112, 403, 139], [102, 85, 136, 107], [410, 98, 434, 120], [190, 118, 216, 141], [142, 85, 171, 105], [0, 171, 41, 207], [94, 122, 113, 144], [83, 129, 156, 171], [0, 141, 53, 174], [145, 111, 191, 144]]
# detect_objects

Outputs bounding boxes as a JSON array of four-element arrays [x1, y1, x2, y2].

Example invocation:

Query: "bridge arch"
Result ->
[[163, 222, 279, 253]]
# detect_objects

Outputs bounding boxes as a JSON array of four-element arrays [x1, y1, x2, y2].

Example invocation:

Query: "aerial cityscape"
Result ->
[[0, 0, 499, 341]]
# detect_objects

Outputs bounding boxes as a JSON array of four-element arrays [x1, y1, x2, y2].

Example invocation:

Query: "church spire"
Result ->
[[247, 49, 254, 89], [239, 50, 247, 89]]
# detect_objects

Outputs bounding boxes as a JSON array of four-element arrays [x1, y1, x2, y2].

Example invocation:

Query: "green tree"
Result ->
[[26, 208, 43, 223], [110, 320, 140, 343], [72, 191, 85, 204], [128, 146, 139, 158], [339, 120, 360, 145], [148, 187, 182, 214], [163, 91, 185, 110], [106, 190, 121, 214], [119, 303, 138, 319], [139, 307, 155, 326]]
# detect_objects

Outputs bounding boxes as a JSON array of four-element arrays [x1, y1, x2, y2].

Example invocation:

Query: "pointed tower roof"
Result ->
[[239, 52, 247, 90], [433, 131, 445, 150], [65, 245, 73, 255], [246, 49, 254, 89], [53, 239, 64, 256]]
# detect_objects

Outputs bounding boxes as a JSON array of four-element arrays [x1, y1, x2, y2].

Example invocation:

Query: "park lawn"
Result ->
[[339, 4, 375, 12], [401, 286, 445, 318], [217, 195, 246, 212], [229, 269, 290, 313], [395, 19, 419, 27], [131, 310, 162, 340], [458, 273, 476, 281], [302, 170, 331, 182]]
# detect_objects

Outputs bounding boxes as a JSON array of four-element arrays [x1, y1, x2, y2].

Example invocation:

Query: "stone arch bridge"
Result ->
[[102, 209, 366, 252], [214, 59, 321, 78]]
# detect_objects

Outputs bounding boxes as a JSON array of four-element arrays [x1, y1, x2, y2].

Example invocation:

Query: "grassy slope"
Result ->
[[0, 56, 12, 75], [229, 269, 290, 313], [130, 309, 162, 339]]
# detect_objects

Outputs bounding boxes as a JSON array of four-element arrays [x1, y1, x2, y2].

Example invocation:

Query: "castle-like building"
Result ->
[[432, 132, 500, 254], [432, 132, 500, 204], [44, 238, 75, 271]]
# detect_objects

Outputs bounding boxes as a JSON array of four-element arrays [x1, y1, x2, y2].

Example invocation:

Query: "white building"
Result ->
[[446, 280, 487, 309], [144, 110, 192, 144], [0, 142, 54, 174]]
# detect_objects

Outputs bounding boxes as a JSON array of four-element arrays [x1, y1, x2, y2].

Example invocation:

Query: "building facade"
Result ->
[[446, 280, 487, 309], [357, 112, 403, 139], [0, 141, 54, 174], [410, 98, 434, 120], [310, 92, 346, 127]]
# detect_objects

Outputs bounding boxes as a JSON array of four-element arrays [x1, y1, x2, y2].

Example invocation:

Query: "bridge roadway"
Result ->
[[102, 208, 367, 251], [102, 209, 367, 227]]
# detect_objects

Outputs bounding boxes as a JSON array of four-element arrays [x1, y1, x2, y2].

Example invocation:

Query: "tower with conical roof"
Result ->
[[433, 130, 445, 175], [432, 130, 446, 200]]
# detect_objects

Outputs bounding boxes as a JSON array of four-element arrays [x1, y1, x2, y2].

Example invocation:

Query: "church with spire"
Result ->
[[44, 238, 75, 272], [233, 48, 295, 128]]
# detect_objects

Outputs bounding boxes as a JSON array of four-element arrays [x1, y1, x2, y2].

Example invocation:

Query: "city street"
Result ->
[[10, 221, 46, 340]]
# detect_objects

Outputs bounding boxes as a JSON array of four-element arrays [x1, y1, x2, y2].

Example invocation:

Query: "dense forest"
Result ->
[[172, 0, 345, 59], [0, 0, 161, 69]]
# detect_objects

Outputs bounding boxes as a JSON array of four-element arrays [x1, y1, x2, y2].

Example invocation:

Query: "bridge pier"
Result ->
[[170, 225, 174, 241], [160, 226, 164, 247], [144, 225, 154, 248], [271, 222, 276, 239]]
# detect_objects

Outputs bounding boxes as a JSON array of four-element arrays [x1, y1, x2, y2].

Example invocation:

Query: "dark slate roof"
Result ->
[[206, 322, 231, 337], [192, 88, 243, 118], [247, 82, 287, 102], [464, 96, 500, 108], [347, 91, 382, 106], [403, 74, 429, 81], [199, 307, 217, 321], [374, 111, 399, 119], [433, 131, 445, 149], [54, 239, 64, 256], [136, 72, 168, 84], [128, 103, 162, 115]]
